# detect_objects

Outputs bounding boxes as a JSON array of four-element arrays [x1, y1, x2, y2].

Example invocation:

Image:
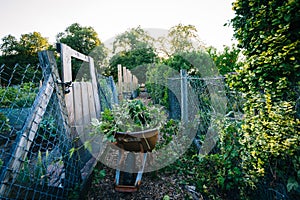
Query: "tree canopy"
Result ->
[[0, 32, 50, 84], [1, 32, 50, 58], [56, 23, 101, 55], [112, 26, 154, 54]]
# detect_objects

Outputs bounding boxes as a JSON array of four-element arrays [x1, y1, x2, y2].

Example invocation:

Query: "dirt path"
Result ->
[[85, 164, 190, 200]]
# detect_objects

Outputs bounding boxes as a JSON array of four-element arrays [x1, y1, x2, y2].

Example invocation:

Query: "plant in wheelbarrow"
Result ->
[[91, 99, 167, 152], [90, 99, 168, 192]]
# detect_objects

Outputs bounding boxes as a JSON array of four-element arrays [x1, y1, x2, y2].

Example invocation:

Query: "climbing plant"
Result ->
[[229, 0, 300, 197]]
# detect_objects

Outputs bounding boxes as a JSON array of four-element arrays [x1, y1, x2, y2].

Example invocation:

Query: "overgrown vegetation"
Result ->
[[0, 112, 11, 133], [91, 99, 167, 142], [228, 0, 300, 198], [0, 82, 38, 108], [0, 7, 298, 198]]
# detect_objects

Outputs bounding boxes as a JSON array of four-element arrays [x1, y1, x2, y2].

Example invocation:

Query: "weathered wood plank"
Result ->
[[73, 82, 84, 136], [88, 57, 100, 118], [128, 71, 132, 91], [123, 67, 128, 92], [60, 43, 75, 126], [81, 83, 91, 141], [58, 43, 89, 62], [87, 83, 96, 120], [118, 64, 123, 99]]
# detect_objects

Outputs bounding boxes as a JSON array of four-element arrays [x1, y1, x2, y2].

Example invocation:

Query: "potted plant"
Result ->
[[91, 99, 167, 152]]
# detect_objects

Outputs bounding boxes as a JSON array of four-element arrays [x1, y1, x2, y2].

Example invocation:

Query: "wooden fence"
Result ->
[[117, 64, 139, 100]]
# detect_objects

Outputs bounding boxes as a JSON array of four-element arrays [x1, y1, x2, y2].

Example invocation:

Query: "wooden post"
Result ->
[[123, 67, 127, 92], [59, 43, 74, 127], [88, 57, 101, 118], [58, 43, 92, 125], [128, 71, 133, 92], [118, 64, 123, 100]]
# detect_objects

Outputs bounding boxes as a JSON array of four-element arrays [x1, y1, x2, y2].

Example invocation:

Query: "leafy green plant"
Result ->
[[91, 99, 167, 142], [146, 64, 178, 109], [0, 82, 38, 108], [0, 112, 11, 145], [0, 112, 11, 133], [229, 0, 300, 198], [155, 119, 181, 150], [16, 151, 48, 187], [206, 44, 242, 76], [38, 116, 57, 140], [195, 119, 244, 199], [92, 168, 106, 185], [160, 118, 245, 200]]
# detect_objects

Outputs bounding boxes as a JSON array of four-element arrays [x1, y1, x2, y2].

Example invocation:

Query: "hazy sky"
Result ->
[[0, 0, 236, 50]]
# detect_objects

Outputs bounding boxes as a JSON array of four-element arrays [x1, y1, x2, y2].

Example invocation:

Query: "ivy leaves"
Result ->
[[230, 0, 300, 195]]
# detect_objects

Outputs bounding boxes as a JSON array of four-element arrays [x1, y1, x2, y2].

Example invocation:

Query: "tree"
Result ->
[[18, 32, 50, 55], [230, 0, 300, 197], [163, 50, 216, 76], [157, 24, 204, 57], [56, 23, 107, 79], [107, 47, 157, 81], [1, 32, 50, 57], [0, 35, 18, 56], [107, 26, 157, 81], [0, 32, 50, 85], [112, 26, 154, 53], [206, 44, 242, 75]]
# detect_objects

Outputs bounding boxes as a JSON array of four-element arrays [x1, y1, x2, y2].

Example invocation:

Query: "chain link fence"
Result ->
[[0, 62, 80, 199], [168, 72, 244, 150], [0, 51, 118, 199]]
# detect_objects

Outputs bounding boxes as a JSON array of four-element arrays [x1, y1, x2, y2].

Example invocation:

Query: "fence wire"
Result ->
[[168, 75, 244, 140], [168, 73, 299, 200], [0, 63, 85, 199]]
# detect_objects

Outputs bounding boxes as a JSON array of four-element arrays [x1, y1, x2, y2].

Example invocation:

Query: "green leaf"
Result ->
[[69, 147, 76, 158], [287, 177, 299, 192], [84, 141, 92, 152]]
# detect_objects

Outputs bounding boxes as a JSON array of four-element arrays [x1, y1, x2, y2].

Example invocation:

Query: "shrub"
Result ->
[[230, 0, 300, 197]]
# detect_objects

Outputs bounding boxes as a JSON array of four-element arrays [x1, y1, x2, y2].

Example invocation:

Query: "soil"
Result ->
[[85, 163, 203, 200]]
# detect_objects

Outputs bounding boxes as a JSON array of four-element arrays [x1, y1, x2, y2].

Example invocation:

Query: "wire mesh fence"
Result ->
[[0, 61, 82, 199], [168, 72, 244, 144], [0, 50, 119, 199], [168, 70, 299, 199]]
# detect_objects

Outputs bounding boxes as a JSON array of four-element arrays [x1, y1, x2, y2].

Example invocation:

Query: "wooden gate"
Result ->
[[57, 43, 103, 182], [58, 43, 101, 134]]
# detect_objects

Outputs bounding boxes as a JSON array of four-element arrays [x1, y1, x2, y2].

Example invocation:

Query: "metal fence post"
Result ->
[[180, 69, 188, 124]]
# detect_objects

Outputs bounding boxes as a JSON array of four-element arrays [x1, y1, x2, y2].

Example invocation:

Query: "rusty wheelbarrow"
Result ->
[[113, 128, 159, 192]]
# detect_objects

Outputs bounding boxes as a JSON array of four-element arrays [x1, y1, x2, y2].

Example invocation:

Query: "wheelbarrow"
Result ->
[[113, 128, 159, 192]]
